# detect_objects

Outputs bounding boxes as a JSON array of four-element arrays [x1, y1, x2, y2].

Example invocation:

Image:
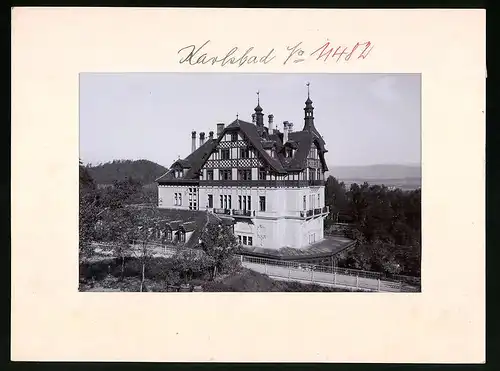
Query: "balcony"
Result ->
[[232, 209, 253, 218], [200, 179, 325, 188], [214, 208, 231, 215], [308, 179, 325, 186]]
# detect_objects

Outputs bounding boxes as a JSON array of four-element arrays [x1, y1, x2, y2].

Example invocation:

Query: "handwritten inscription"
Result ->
[[178, 40, 374, 67], [178, 40, 276, 67], [309, 41, 373, 63]]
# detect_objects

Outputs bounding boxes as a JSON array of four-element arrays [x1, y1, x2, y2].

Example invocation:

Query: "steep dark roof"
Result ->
[[156, 139, 217, 183], [156, 208, 234, 248], [157, 102, 328, 181]]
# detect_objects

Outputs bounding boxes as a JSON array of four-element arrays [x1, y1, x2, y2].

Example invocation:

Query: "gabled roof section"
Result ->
[[156, 208, 233, 248], [156, 139, 217, 183], [226, 119, 287, 174]]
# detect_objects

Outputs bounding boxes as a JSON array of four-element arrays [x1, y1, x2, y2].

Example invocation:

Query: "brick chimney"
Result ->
[[209, 131, 214, 140], [217, 123, 225, 136], [199, 132, 206, 147], [288, 122, 294, 133], [191, 131, 197, 152], [268, 114, 274, 132], [283, 121, 289, 143]]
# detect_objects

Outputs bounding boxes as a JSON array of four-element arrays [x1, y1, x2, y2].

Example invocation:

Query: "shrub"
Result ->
[[220, 255, 243, 275], [171, 249, 214, 282]]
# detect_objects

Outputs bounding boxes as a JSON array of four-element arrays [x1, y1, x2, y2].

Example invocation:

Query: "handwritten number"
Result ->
[[177, 40, 374, 67]]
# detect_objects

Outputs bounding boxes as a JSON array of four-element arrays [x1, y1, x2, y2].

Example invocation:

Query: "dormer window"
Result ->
[[270, 148, 276, 158], [286, 148, 293, 158], [231, 133, 238, 141]]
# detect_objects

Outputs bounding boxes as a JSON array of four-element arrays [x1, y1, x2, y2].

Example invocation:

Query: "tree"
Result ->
[[325, 176, 348, 217], [128, 198, 162, 292], [171, 248, 214, 283], [100, 207, 136, 280], [79, 159, 99, 263], [200, 222, 239, 280]]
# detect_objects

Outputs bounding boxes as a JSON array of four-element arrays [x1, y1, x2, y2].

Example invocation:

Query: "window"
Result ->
[[271, 149, 276, 158], [238, 169, 252, 180], [220, 195, 223, 209], [286, 148, 293, 158], [166, 229, 172, 241], [221, 149, 230, 159], [174, 193, 182, 206], [224, 195, 227, 209], [309, 146, 317, 159], [258, 167, 266, 180], [242, 196, 246, 210], [231, 133, 238, 141], [179, 230, 186, 243], [228, 195, 232, 209], [317, 168, 321, 180], [208, 194, 213, 208], [247, 196, 251, 210], [238, 235, 242, 244], [259, 196, 266, 212], [303, 195, 306, 210], [240, 148, 250, 158], [248, 237, 253, 246], [220, 170, 232, 180], [243, 236, 247, 245], [317, 194, 320, 206], [308, 167, 315, 181], [238, 195, 242, 210], [207, 170, 214, 180]]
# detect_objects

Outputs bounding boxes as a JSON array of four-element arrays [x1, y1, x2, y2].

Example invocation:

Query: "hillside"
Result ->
[[327, 164, 421, 180], [86, 159, 168, 185]]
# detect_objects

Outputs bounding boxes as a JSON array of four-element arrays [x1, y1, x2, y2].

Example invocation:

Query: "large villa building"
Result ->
[[155, 87, 352, 257]]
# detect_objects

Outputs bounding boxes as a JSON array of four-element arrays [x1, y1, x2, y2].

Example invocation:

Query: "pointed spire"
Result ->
[[305, 82, 313, 105], [304, 82, 315, 131], [255, 90, 262, 112]]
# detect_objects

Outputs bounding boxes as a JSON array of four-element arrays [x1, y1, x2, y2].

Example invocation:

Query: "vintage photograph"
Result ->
[[79, 73, 421, 293]]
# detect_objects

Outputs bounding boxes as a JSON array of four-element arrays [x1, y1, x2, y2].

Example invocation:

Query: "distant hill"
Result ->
[[86, 159, 168, 185], [327, 164, 421, 180]]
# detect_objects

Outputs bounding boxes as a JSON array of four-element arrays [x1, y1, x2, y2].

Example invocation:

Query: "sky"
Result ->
[[79, 73, 421, 168]]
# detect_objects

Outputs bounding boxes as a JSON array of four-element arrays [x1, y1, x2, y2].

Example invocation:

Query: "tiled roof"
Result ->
[[156, 139, 217, 183], [156, 208, 212, 248], [157, 102, 328, 182]]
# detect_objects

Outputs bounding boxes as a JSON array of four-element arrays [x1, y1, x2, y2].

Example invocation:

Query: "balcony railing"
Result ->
[[232, 209, 252, 217], [200, 179, 325, 188], [306, 209, 314, 217], [214, 208, 231, 215], [314, 208, 322, 215]]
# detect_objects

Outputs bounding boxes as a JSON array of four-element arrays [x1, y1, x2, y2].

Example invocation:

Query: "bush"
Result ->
[[220, 255, 243, 275], [80, 258, 118, 280], [171, 249, 214, 282]]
